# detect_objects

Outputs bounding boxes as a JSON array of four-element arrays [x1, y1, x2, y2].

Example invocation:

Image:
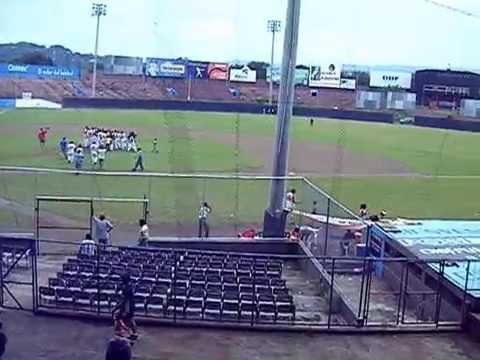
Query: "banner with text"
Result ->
[[207, 63, 229, 80], [369, 70, 412, 89], [340, 78, 356, 90], [103, 56, 143, 75], [229, 66, 256, 83], [0, 63, 80, 80], [187, 62, 209, 79], [309, 63, 342, 88], [145, 58, 186, 78]]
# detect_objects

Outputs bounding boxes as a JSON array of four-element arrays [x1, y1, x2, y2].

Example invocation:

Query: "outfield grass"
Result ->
[[0, 109, 479, 226]]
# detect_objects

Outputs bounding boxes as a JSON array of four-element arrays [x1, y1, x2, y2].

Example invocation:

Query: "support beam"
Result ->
[[263, 0, 301, 237]]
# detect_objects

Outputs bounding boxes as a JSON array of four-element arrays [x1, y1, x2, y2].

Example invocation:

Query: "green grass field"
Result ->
[[0, 108, 479, 231]]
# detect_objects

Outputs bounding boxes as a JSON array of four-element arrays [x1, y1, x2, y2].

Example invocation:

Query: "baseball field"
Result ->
[[0, 108, 479, 234]]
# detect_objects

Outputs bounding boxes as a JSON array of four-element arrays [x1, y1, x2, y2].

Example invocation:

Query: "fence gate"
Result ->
[[0, 233, 36, 312]]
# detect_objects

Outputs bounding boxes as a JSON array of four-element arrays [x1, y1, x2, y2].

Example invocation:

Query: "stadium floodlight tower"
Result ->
[[91, 2, 107, 98], [267, 20, 281, 106]]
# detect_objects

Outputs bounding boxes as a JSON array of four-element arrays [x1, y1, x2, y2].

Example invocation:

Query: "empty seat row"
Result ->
[[39, 287, 295, 322]]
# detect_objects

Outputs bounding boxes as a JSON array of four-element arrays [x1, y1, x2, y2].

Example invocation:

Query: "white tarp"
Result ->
[[15, 98, 62, 109]]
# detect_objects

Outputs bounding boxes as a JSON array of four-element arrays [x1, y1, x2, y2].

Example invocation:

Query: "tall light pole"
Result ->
[[267, 20, 281, 106], [91, 3, 107, 98]]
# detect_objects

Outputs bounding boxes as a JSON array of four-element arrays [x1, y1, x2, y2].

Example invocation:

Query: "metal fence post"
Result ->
[[327, 258, 335, 328], [461, 260, 471, 326], [323, 198, 331, 257], [395, 260, 407, 325], [401, 261, 410, 324]]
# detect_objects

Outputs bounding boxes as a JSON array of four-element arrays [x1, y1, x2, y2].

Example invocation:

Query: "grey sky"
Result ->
[[0, 0, 479, 68]]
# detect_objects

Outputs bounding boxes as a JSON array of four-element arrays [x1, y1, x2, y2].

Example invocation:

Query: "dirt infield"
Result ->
[[2, 310, 480, 360], [195, 131, 413, 176]]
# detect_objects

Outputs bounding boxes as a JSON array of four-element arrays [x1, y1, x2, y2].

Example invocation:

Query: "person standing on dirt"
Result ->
[[93, 213, 113, 250], [198, 202, 212, 238]]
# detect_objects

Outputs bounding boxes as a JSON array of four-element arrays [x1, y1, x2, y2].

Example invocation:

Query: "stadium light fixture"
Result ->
[[267, 20, 281, 106], [91, 3, 107, 98]]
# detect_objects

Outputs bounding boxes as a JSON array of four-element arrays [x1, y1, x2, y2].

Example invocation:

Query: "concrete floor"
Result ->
[[1, 309, 479, 360]]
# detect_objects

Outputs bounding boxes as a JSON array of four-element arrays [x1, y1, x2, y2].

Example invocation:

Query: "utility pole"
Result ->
[[263, 0, 301, 237], [267, 20, 281, 105], [91, 3, 107, 98]]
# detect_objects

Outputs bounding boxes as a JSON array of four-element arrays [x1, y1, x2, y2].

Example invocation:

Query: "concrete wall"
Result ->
[[415, 115, 480, 132]]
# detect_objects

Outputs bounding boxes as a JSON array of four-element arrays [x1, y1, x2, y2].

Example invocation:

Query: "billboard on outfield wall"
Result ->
[[267, 66, 309, 85], [207, 63, 229, 80], [145, 58, 186, 78], [103, 56, 143, 75], [340, 78, 356, 90], [309, 64, 342, 88], [369, 70, 412, 89], [187, 62, 209, 79], [0, 63, 80, 80], [229, 66, 256, 83]]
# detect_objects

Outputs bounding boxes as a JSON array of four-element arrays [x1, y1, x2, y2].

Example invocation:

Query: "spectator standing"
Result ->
[[281, 188, 297, 227], [198, 202, 212, 238], [93, 213, 113, 250], [79, 233, 97, 257], [131, 148, 144, 172], [341, 229, 355, 256], [138, 219, 149, 247], [116, 274, 138, 340]]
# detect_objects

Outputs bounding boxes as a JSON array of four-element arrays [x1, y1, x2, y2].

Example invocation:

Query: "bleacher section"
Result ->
[[39, 247, 296, 323], [0, 74, 356, 108]]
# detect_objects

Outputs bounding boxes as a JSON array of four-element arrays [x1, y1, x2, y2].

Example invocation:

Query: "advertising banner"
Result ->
[[369, 70, 412, 89], [145, 58, 186, 78], [104, 56, 143, 75], [229, 66, 256, 83], [294, 67, 310, 86], [340, 78, 356, 90], [187, 62, 209, 79], [207, 63, 228, 80], [267, 66, 309, 85], [0, 63, 80, 80], [309, 63, 342, 88]]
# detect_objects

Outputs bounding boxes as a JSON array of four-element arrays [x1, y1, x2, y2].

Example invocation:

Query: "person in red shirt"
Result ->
[[37, 127, 49, 149]]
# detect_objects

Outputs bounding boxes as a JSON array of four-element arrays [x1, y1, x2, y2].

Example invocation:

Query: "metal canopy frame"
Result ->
[[34, 195, 150, 253]]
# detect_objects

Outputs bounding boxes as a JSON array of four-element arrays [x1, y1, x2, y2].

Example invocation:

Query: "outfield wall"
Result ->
[[415, 115, 480, 132], [62, 97, 394, 124]]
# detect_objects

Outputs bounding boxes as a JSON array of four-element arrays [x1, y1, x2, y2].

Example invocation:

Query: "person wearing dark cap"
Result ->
[[105, 337, 131, 360], [0, 322, 7, 360], [117, 273, 138, 340]]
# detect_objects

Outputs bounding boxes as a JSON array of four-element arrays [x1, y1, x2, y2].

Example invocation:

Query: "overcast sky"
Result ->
[[0, 0, 479, 68]]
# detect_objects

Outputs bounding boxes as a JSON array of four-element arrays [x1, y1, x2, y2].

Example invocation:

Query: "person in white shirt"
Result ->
[[198, 202, 212, 238], [79, 233, 97, 257], [282, 188, 297, 229], [91, 148, 99, 169], [98, 144, 106, 169], [138, 219, 149, 247], [66, 141, 76, 163]]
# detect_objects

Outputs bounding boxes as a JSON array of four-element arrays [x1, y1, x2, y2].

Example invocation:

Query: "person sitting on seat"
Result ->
[[341, 229, 355, 256], [359, 203, 368, 219], [79, 233, 97, 257]]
